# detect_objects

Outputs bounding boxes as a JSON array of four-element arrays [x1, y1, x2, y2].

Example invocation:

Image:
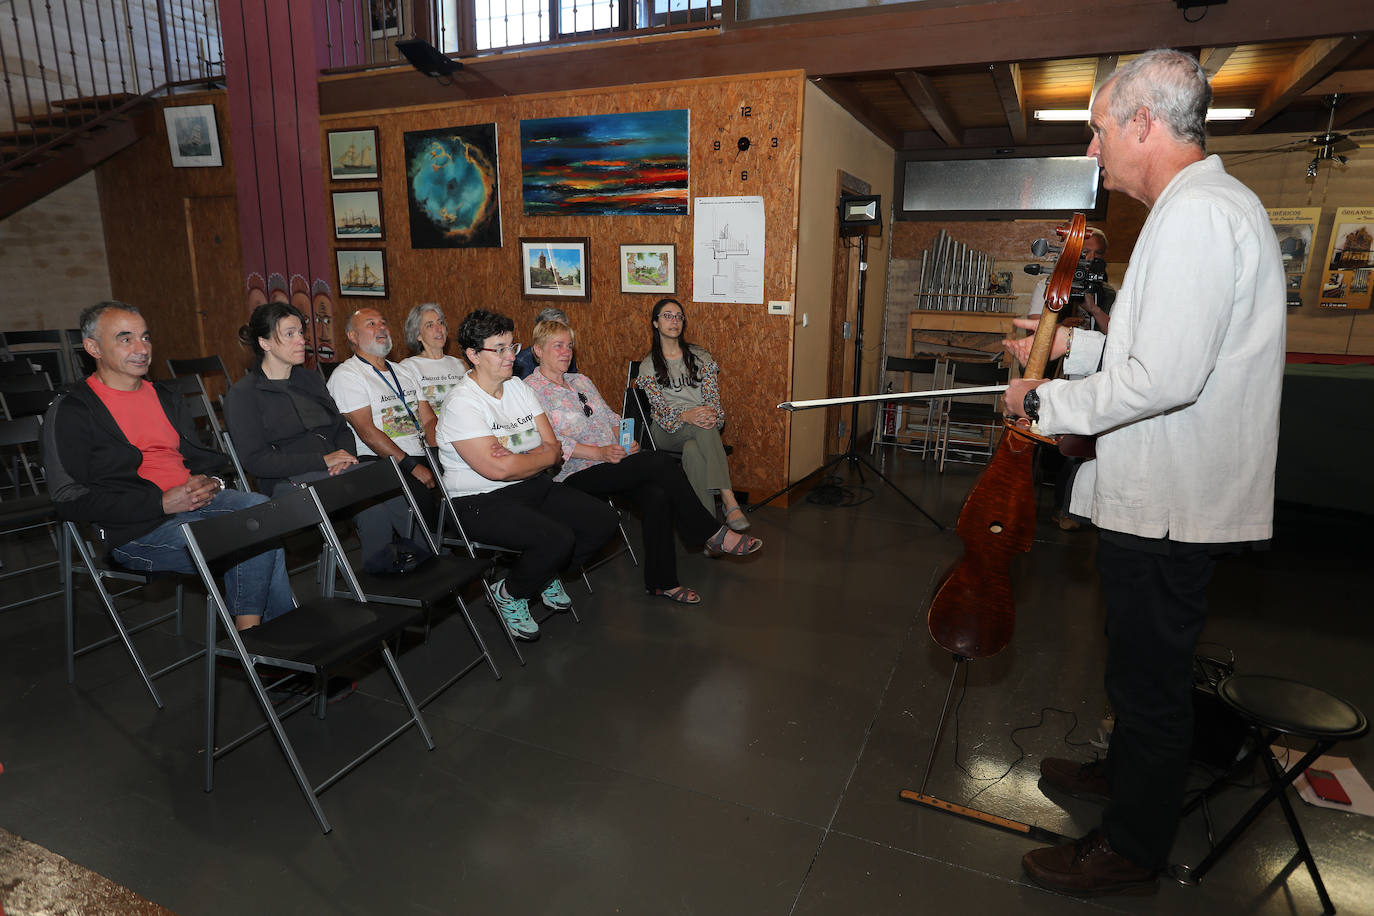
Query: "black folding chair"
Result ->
[[0, 415, 62, 612], [308, 458, 500, 707], [182, 486, 434, 834], [0, 387, 58, 420], [1, 329, 76, 385], [160, 374, 226, 450], [937, 357, 1010, 471]]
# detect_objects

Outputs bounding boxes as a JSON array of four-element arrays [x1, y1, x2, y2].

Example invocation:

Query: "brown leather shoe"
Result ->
[[1022, 830, 1158, 897], [1039, 756, 1111, 803]]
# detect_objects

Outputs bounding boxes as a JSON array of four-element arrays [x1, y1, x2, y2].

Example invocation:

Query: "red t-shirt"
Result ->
[[87, 376, 191, 491]]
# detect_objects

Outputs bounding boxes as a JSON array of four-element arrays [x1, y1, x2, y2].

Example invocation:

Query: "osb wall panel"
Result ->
[[97, 90, 243, 378], [321, 72, 804, 499]]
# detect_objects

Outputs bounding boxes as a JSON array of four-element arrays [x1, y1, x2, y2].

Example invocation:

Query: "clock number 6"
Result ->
[[740, 169, 748, 181]]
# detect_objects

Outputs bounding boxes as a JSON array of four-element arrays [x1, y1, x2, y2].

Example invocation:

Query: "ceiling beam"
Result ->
[[1335, 94, 1374, 127], [1306, 68, 1374, 96], [894, 70, 962, 147], [808, 77, 901, 148], [1199, 46, 1236, 78], [1238, 34, 1371, 134], [989, 62, 1028, 145]]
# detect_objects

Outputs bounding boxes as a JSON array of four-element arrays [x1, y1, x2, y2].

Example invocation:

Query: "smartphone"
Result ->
[[1305, 767, 1352, 805], [619, 417, 635, 449]]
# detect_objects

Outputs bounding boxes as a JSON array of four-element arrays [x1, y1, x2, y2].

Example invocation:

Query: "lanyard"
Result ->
[[362, 356, 423, 435]]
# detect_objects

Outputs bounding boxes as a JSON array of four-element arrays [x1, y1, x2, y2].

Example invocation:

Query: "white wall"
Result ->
[[792, 81, 895, 481]]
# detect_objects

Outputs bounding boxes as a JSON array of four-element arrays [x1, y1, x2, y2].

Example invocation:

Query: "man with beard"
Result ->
[[328, 307, 441, 536]]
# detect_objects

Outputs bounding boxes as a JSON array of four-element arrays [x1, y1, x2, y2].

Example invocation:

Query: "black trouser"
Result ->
[[452, 474, 619, 600], [1098, 537, 1215, 870], [563, 450, 721, 591]]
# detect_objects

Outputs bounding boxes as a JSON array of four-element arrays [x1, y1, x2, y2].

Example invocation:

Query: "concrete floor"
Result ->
[[0, 449, 1370, 915]]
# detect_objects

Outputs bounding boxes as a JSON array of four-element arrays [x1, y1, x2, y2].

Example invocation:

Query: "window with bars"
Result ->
[[437, 0, 721, 54]]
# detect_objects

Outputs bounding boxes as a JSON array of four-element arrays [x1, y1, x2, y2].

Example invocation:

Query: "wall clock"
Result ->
[[709, 104, 779, 184]]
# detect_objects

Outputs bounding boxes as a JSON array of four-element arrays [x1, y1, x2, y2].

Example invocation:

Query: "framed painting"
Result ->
[[620, 244, 675, 294], [520, 237, 590, 301], [327, 128, 379, 180], [403, 123, 502, 249], [336, 248, 388, 298], [331, 190, 384, 241], [520, 109, 689, 215], [164, 104, 222, 167], [370, 0, 403, 38]]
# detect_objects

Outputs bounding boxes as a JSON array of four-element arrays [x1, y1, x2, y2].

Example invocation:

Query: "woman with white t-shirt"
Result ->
[[437, 309, 618, 642], [399, 302, 467, 424]]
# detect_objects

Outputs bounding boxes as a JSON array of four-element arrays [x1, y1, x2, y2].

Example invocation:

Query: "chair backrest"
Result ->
[[0, 415, 44, 497], [2, 329, 64, 347], [307, 457, 441, 556], [622, 360, 661, 451], [1, 330, 73, 384], [0, 372, 54, 393], [180, 485, 326, 567], [166, 354, 230, 380], [0, 359, 39, 377], [945, 357, 1009, 387], [884, 355, 940, 377], [0, 387, 58, 420], [161, 375, 225, 446]]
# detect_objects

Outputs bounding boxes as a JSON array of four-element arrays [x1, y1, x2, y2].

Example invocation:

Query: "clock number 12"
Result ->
[[740, 105, 752, 117]]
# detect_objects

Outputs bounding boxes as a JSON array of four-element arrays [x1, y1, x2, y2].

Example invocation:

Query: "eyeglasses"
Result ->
[[657, 313, 684, 323], [576, 391, 593, 417], [479, 343, 522, 357]]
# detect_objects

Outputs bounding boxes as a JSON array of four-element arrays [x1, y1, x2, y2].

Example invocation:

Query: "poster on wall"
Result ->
[[520, 109, 689, 216], [1318, 207, 1374, 311], [403, 123, 502, 249], [692, 196, 764, 304], [163, 105, 222, 168], [1267, 207, 1321, 309]]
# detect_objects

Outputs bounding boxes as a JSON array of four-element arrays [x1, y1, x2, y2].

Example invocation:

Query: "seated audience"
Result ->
[[512, 306, 577, 380], [327, 307, 440, 535], [225, 302, 410, 571], [636, 298, 748, 530], [399, 302, 467, 424], [45, 301, 292, 630], [437, 309, 618, 641], [527, 319, 760, 605]]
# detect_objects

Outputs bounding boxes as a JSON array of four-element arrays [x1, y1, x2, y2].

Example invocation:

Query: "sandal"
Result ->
[[723, 505, 751, 532], [649, 585, 701, 605], [704, 525, 762, 558]]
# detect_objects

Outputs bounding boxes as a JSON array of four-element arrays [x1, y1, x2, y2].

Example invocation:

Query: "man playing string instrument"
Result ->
[[1002, 49, 1285, 897]]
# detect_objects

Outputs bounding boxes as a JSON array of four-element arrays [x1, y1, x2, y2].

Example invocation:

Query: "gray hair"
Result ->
[[1086, 227, 1109, 251], [80, 300, 140, 340], [1103, 49, 1210, 150], [403, 302, 446, 353], [535, 307, 569, 325]]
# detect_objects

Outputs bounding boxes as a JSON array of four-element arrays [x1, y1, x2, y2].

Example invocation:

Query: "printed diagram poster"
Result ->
[[693, 196, 765, 304], [1319, 207, 1374, 311], [1267, 207, 1320, 309]]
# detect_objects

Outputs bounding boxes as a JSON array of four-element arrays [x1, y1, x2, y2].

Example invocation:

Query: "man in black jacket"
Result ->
[[45, 301, 293, 630]]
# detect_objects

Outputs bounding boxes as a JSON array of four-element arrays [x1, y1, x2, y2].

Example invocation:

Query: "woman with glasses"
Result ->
[[527, 319, 761, 605], [436, 309, 618, 641], [636, 298, 749, 531], [400, 302, 467, 422]]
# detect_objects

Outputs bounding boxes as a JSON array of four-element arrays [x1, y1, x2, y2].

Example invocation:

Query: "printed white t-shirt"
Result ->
[[400, 354, 468, 420], [326, 356, 427, 458], [437, 374, 545, 497]]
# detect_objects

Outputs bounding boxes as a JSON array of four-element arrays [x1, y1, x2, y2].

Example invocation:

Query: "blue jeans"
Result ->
[[111, 489, 294, 621]]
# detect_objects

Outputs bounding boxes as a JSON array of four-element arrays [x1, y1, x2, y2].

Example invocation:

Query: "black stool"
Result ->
[[1174, 675, 1368, 914]]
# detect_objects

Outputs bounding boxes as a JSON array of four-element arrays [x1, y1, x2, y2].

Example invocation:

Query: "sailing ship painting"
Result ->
[[163, 104, 222, 167], [328, 128, 380, 180], [332, 190, 384, 240], [336, 249, 387, 298]]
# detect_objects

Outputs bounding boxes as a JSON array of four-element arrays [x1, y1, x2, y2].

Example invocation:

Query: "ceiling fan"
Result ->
[[1219, 94, 1374, 172]]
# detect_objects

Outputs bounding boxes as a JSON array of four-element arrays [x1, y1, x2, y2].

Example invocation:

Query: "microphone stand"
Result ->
[[751, 228, 943, 530]]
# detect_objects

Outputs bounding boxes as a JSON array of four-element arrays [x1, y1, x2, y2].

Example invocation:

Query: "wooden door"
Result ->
[[184, 195, 246, 394]]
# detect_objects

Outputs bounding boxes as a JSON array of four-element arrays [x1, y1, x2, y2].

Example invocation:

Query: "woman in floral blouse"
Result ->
[[527, 319, 760, 605], [635, 298, 748, 531]]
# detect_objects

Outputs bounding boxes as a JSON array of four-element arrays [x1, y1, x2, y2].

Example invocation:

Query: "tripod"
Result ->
[[751, 228, 943, 530]]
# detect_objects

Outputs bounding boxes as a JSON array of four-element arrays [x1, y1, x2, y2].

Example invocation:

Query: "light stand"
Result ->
[[751, 196, 942, 530]]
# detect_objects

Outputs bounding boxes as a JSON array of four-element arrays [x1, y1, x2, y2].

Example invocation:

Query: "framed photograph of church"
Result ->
[[519, 237, 590, 301]]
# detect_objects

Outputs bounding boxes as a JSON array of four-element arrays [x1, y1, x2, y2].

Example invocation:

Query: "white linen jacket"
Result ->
[[1038, 156, 1286, 543]]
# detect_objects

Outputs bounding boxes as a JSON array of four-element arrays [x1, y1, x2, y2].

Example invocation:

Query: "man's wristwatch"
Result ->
[[1022, 389, 1040, 423]]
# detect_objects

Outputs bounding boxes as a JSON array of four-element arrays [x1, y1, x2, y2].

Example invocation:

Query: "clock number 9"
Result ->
[[713, 140, 720, 151], [740, 105, 752, 117], [740, 170, 748, 181]]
